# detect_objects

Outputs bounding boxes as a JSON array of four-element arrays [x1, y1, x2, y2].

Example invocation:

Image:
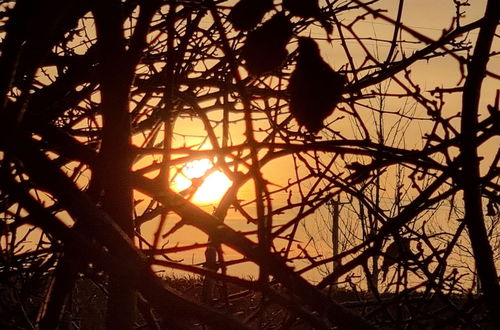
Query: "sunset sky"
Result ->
[[1, 0, 497, 284], [124, 0, 498, 281]]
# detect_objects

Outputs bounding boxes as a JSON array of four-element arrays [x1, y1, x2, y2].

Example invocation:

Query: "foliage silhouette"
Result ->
[[228, 0, 274, 31], [241, 12, 293, 75], [288, 37, 345, 133]]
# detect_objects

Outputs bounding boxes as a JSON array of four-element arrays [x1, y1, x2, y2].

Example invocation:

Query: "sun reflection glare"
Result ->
[[172, 159, 232, 205]]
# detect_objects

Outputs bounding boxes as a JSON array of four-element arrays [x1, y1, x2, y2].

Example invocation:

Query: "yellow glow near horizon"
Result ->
[[172, 159, 232, 205]]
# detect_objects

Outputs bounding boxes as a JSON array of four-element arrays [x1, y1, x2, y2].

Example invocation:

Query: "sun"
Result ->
[[171, 159, 232, 205]]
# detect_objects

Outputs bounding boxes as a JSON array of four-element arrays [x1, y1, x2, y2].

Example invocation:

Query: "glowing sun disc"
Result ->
[[192, 171, 232, 204], [172, 159, 232, 205]]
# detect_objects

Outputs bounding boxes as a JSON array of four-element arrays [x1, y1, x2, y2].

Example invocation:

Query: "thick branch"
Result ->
[[459, 0, 500, 326]]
